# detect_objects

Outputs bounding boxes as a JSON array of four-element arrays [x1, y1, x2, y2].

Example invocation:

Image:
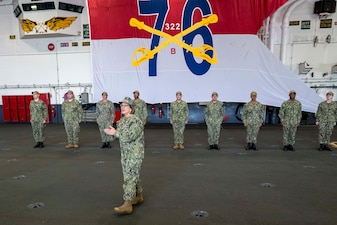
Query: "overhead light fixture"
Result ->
[[59, 2, 84, 13], [13, 5, 22, 17], [22, 2, 55, 11]]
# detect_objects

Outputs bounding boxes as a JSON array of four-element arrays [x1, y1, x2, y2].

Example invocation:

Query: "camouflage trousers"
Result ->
[[245, 123, 260, 143], [97, 121, 114, 142], [207, 122, 222, 145], [282, 123, 297, 145], [172, 121, 185, 144], [31, 121, 45, 142], [121, 157, 143, 201], [318, 121, 334, 144], [64, 120, 80, 144]]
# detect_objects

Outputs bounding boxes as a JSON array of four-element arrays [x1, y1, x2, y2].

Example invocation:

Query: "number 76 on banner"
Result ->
[[132, 0, 218, 76]]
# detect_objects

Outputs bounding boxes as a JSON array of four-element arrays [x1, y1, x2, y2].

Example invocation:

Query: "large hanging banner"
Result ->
[[88, 0, 323, 113]]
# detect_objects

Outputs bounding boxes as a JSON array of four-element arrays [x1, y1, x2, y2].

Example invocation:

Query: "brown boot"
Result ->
[[114, 201, 133, 214], [131, 193, 144, 205], [65, 143, 74, 149], [173, 144, 179, 150], [179, 144, 185, 150], [73, 144, 79, 148]]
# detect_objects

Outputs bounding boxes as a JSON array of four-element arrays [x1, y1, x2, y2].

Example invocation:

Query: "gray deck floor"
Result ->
[[1, 123, 337, 225]]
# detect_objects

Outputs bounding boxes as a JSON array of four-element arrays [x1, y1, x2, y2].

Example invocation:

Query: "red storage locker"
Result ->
[[9, 96, 19, 122], [2, 96, 11, 122], [17, 96, 27, 122], [39, 93, 51, 123], [25, 96, 33, 122], [2, 93, 51, 123]]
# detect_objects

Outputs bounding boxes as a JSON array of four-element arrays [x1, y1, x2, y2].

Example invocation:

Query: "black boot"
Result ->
[[323, 144, 332, 151], [214, 144, 220, 150], [319, 144, 324, 151], [33, 142, 41, 148], [288, 144, 294, 151], [101, 142, 107, 148], [40, 142, 45, 148], [246, 142, 252, 150], [252, 143, 258, 150], [283, 145, 289, 151], [106, 142, 111, 148], [208, 145, 214, 150]]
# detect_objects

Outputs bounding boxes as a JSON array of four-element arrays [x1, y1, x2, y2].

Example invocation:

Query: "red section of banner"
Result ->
[[88, 0, 287, 39]]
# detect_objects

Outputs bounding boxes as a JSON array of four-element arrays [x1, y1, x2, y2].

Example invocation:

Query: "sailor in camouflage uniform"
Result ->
[[315, 91, 337, 151], [104, 97, 144, 215], [170, 91, 189, 150], [133, 90, 148, 125], [61, 90, 83, 149], [96, 91, 115, 148], [204, 92, 225, 150], [242, 91, 265, 150], [30, 91, 48, 148], [278, 90, 302, 151]]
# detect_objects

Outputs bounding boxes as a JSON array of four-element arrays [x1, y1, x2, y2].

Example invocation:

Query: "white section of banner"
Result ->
[[91, 34, 323, 113]]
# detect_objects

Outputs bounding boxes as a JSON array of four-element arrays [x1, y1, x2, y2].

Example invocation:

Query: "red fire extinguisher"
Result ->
[[159, 103, 163, 118], [151, 104, 156, 115], [51, 105, 56, 117]]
